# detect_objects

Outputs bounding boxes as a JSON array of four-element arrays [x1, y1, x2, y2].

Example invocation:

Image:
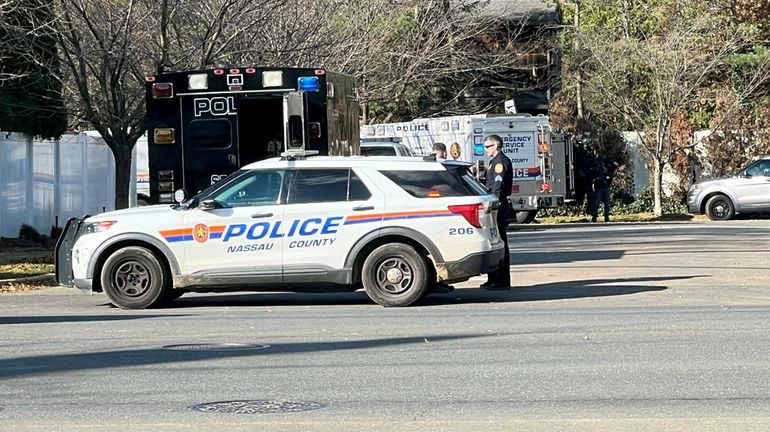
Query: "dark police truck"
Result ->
[[145, 67, 359, 203]]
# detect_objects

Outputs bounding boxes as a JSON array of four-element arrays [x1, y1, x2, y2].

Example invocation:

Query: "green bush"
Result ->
[[541, 186, 688, 217]]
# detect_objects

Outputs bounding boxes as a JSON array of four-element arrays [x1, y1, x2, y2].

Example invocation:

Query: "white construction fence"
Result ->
[[0, 131, 117, 239]]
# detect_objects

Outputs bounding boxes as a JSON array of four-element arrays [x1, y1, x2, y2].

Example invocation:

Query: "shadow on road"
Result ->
[[0, 314, 191, 325], [421, 275, 702, 306], [0, 334, 491, 379], [155, 275, 700, 309], [510, 250, 625, 265]]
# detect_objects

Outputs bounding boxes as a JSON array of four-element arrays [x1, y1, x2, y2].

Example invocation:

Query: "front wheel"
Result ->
[[705, 194, 735, 221], [100, 246, 168, 309], [362, 243, 429, 307]]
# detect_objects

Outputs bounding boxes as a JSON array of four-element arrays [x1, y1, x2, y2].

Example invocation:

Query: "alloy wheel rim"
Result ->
[[113, 260, 151, 297], [712, 200, 728, 218], [375, 257, 413, 295]]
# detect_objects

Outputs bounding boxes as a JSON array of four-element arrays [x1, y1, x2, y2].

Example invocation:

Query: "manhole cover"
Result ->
[[162, 343, 270, 351], [190, 400, 326, 414]]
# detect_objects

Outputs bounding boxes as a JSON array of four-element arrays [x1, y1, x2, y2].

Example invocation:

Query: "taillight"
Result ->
[[152, 83, 173, 99], [308, 122, 321, 138], [448, 204, 483, 228]]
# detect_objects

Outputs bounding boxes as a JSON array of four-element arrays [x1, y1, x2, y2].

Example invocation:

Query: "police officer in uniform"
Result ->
[[481, 134, 513, 290]]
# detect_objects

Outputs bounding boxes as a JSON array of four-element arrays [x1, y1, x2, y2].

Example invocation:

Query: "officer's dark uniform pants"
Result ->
[[590, 187, 612, 219], [487, 201, 511, 287]]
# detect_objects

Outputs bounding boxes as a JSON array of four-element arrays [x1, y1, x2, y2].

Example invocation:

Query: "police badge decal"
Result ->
[[193, 223, 210, 243]]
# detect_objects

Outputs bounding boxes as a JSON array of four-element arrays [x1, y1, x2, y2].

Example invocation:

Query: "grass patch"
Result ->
[[0, 262, 55, 280]]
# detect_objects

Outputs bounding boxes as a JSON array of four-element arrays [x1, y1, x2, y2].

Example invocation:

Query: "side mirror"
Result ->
[[199, 199, 220, 210]]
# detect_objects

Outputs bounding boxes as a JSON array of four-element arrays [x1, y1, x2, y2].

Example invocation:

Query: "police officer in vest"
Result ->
[[481, 134, 513, 290]]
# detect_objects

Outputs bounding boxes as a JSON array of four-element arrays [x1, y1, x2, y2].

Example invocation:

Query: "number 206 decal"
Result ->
[[449, 227, 474, 235]]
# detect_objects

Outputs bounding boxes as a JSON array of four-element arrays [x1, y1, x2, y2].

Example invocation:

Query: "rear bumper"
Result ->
[[437, 246, 505, 284]]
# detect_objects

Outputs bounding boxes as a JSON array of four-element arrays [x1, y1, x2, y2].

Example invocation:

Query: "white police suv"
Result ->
[[56, 154, 505, 309]]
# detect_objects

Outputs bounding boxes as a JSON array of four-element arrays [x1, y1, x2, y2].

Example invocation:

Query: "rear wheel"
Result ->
[[362, 243, 429, 307], [100, 246, 167, 309], [705, 194, 735, 221], [159, 288, 185, 305], [512, 210, 538, 224]]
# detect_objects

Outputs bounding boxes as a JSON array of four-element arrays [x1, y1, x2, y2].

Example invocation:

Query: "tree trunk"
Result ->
[[574, 0, 584, 119], [113, 145, 133, 210], [652, 159, 663, 216]]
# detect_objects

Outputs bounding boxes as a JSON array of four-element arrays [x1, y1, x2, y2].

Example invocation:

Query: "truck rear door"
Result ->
[[181, 94, 239, 196]]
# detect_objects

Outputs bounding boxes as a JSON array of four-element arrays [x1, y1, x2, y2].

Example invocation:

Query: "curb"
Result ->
[[0, 273, 56, 285]]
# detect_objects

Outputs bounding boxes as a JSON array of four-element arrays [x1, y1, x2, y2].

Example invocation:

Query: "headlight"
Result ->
[[83, 220, 116, 234], [690, 184, 702, 192]]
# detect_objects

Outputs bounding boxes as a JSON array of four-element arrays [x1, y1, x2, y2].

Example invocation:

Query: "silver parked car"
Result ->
[[688, 156, 770, 220], [360, 139, 416, 157]]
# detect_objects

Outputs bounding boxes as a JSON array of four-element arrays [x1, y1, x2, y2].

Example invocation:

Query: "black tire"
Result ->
[[159, 288, 185, 305], [100, 246, 168, 309], [512, 210, 538, 224], [705, 194, 735, 221], [361, 243, 429, 307], [137, 198, 150, 207]]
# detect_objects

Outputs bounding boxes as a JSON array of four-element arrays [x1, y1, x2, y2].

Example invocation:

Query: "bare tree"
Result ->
[[0, 1, 25, 82], [1, 1, 67, 137], [295, 0, 553, 123], [51, 0, 286, 209], [51, 0, 158, 209], [576, 1, 770, 215]]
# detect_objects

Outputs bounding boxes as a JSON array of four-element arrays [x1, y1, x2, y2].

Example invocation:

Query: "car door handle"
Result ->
[[250, 212, 274, 218], [352, 205, 374, 211]]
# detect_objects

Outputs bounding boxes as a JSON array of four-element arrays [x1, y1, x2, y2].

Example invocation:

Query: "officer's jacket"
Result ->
[[486, 151, 513, 199]]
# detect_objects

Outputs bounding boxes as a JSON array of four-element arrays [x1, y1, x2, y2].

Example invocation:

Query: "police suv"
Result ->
[[56, 153, 505, 309]]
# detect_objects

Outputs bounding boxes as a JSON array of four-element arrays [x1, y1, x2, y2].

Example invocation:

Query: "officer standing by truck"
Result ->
[[481, 134, 513, 290]]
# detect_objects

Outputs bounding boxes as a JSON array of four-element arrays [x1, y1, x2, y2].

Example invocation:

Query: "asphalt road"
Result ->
[[1, 221, 769, 432]]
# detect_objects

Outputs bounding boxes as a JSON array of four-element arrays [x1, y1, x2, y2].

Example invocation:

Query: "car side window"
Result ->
[[212, 169, 284, 207], [380, 169, 483, 198], [288, 169, 349, 204], [746, 161, 770, 177], [349, 170, 372, 201]]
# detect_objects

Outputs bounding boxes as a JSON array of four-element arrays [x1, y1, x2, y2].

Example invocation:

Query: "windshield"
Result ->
[[181, 169, 248, 209], [361, 146, 397, 156]]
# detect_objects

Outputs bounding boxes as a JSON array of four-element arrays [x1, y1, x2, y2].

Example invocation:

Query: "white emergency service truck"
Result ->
[[361, 114, 574, 223]]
